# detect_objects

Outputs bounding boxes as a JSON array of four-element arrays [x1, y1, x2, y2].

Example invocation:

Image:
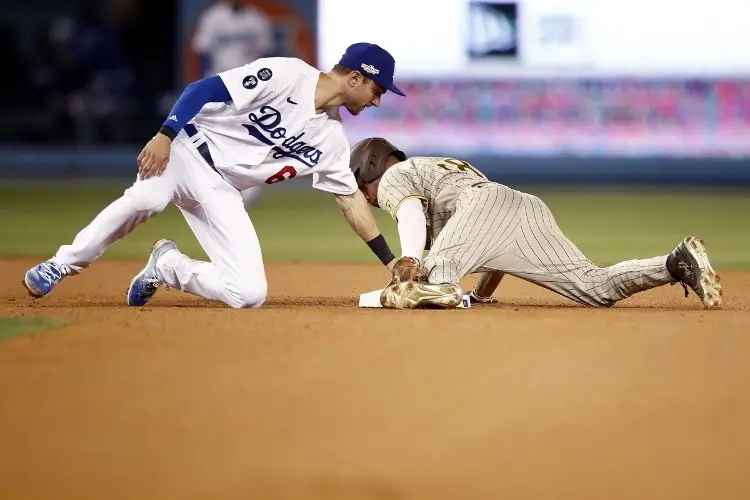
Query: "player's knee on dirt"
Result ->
[[226, 279, 267, 309], [570, 281, 617, 308]]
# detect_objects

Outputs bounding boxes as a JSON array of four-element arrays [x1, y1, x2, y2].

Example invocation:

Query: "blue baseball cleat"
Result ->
[[126, 239, 177, 307], [23, 260, 69, 298]]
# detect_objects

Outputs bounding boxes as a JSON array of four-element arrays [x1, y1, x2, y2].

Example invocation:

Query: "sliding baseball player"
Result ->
[[349, 138, 723, 309]]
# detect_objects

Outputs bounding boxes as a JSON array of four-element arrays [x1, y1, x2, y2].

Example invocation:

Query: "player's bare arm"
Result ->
[[334, 191, 396, 269]]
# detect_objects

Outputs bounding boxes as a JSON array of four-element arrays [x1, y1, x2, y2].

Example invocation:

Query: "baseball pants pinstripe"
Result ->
[[421, 184, 673, 307]]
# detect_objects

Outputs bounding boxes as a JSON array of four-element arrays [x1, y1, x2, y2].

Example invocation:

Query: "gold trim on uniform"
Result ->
[[391, 195, 428, 220]]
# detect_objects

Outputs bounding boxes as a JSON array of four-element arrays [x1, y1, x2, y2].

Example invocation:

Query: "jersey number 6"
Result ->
[[265, 165, 297, 184]]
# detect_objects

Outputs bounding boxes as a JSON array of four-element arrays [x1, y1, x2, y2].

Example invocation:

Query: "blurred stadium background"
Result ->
[[1, 0, 748, 267]]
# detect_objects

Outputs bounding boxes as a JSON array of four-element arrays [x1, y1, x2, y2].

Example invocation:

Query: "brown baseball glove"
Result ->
[[389, 257, 428, 284]]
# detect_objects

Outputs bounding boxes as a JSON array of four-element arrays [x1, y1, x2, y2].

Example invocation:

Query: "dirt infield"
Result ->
[[1, 259, 749, 500]]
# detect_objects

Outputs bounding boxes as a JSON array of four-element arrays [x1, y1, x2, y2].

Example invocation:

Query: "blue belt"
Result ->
[[184, 123, 220, 175]]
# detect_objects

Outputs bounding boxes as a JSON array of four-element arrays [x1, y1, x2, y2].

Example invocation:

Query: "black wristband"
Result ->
[[366, 234, 396, 265], [158, 126, 177, 141]]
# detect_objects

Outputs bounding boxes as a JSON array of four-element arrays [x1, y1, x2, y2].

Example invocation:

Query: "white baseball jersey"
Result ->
[[192, 2, 274, 77], [181, 57, 358, 195]]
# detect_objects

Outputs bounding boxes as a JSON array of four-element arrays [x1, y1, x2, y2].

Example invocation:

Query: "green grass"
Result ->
[[0, 181, 748, 268], [0, 317, 68, 341]]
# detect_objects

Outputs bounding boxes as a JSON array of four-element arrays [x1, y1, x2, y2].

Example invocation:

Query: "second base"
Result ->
[[359, 289, 472, 309]]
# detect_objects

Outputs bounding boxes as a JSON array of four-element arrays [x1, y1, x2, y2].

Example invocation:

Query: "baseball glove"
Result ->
[[389, 257, 428, 284]]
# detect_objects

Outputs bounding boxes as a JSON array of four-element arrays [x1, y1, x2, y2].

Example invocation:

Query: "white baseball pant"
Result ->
[[54, 135, 267, 308]]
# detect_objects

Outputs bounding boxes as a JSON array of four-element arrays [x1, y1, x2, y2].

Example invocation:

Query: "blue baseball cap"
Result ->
[[339, 42, 405, 97]]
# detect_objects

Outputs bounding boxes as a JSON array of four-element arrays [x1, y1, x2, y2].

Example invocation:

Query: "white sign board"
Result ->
[[318, 0, 750, 77]]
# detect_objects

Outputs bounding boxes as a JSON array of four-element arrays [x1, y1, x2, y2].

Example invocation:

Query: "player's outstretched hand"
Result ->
[[137, 134, 172, 180]]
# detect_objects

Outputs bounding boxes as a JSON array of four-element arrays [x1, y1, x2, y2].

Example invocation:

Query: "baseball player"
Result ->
[[348, 138, 724, 309], [22, 43, 406, 309]]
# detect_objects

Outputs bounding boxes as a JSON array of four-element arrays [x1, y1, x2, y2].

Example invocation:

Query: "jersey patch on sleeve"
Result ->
[[242, 75, 258, 89], [257, 68, 273, 81]]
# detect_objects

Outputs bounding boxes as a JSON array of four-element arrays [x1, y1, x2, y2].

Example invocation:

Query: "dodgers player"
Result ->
[[349, 138, 724, 309], [22, 44, 405, 309]]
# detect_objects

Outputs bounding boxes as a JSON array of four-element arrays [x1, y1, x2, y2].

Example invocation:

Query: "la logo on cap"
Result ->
[[360, 63, 380, 75]]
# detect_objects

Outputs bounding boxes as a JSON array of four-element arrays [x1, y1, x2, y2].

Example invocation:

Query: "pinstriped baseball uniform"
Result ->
[[377, 157, 674, 307], [378, 157, 490, 249]]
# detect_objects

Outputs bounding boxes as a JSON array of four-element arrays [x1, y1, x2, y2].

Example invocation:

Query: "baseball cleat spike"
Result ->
[[669, 236, 723, 308], [23, 259, 69, 298], [126, 239, 177, 306]]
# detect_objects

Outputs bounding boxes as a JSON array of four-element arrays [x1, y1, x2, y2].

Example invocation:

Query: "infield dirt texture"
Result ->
[[1, 184, 749, 499]]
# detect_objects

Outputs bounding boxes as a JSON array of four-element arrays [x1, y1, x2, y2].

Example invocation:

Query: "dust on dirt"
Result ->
[[1, 259, 749, 500]]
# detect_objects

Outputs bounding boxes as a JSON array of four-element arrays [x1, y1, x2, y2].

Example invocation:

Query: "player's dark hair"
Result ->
[[332, 64, 371, 83], [332, 64, 353, 76]]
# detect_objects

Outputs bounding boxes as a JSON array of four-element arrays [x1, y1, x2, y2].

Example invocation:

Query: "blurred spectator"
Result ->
[[0, 0, 318, 146], [183, 0, 316, 84], [191, 0, 274, 78]]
